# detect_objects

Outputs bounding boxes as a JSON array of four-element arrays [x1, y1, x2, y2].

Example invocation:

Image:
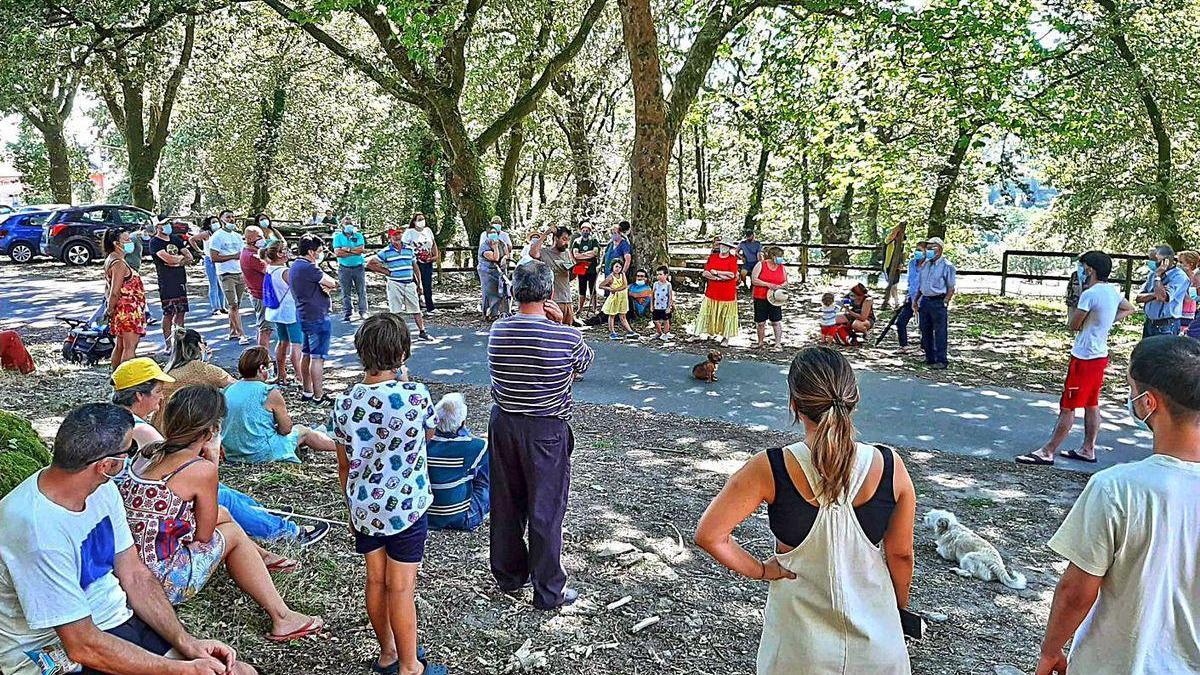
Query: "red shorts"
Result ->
[[821, 324, 850, 344], [1060, 356, 1108, 409]]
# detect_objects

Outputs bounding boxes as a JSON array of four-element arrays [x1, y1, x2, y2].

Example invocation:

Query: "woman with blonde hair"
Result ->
[[696, 346, 916, 674], [118, 384, 326, 641]]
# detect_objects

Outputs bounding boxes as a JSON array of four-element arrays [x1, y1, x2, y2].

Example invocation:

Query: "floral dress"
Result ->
[[119, 457, 226, 605], [105, 257, 147, 336]]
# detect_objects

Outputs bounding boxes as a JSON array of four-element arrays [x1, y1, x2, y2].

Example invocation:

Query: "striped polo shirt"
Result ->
[[487, 314, 594, 419], [375, 244, 416, 283]]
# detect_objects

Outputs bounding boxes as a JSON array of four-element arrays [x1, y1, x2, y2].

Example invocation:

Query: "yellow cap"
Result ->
[[112, 357, 175, 391]]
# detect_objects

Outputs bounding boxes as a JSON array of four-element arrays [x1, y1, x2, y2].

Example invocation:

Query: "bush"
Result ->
[[0, 411, 50, 499]]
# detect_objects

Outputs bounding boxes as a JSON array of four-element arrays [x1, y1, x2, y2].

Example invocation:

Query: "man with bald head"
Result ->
[[240, 225, 274, 349]]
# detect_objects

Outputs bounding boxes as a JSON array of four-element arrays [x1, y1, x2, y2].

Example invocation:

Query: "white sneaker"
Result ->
[[663, 332, 673, 341]]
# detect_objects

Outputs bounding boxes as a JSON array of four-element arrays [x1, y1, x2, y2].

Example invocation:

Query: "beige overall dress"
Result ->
[[756, 441, 911, 674]]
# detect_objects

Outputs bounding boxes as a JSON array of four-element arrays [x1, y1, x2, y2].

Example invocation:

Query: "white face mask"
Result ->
[[100, 456, 129, 481]]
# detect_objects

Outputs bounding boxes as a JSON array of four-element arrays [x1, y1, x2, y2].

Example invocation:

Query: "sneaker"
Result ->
[[535, 587, 579, 611], [609, 332, 620, 340], [663, 332, 674, 341], [238, 335, 252, 345], [359, 313, 368, 321], [343, 314, 352, 322], [626, 332, 639, 339], [295, 521, 331, 549], [419, 331, 431, 341], [426, 308, 437, 315]]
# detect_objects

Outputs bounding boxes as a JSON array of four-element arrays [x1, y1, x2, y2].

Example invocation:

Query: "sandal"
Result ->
[[1059, 449, 1098, 463], [1015, 452, 1054, 466], [418, 654, 449, 675], [265, 557, 300, 574], [266, 617, 325, 643]]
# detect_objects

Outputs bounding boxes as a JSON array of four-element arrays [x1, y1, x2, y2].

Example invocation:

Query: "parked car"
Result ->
[[0, 210, 52, 263], [41, 204, 156, 266]]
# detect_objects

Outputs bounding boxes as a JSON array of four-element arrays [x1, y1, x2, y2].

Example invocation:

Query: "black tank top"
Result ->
[[766, 444, 897, 547]]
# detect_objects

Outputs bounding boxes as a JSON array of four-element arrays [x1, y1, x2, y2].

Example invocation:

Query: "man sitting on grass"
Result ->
[[0, 403, 257, 675], [426, 393, 490, 531]]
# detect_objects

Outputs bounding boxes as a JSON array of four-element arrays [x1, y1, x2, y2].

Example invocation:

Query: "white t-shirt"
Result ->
[[330, 380, 437, 537], [1072, 283, 1122, 360], [264, 265, 298, 325], [401, 227, 435, 262], [209, 228, 244, 275], [1048, 454, 1200, 674], [0, 473, 135, 674]]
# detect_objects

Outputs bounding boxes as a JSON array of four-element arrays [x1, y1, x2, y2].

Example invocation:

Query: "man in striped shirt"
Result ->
[[487, 260, 594, 610], [367, 228, 430, 340]]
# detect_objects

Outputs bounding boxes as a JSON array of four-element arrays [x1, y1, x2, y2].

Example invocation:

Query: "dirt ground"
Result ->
[[0, 260, 1095, 675]]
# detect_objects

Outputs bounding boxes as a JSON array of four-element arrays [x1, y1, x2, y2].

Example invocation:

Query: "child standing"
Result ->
[[600, 259, 637, 339], [818, 292, 849, 345], [652, 265, 675, 340], [331, 313, 447, 675]]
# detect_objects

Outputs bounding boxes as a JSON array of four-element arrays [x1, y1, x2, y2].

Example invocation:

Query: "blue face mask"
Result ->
[[487, 233, 500, 241], [925, 250, 937, 260], [122, 242, 135, 254], [1147, 260, 1158, 272], [774, 257, 785, 265], [1190, 287, 1198, 301], [1127, 391, 1151, 431], [162, 224, 173, 236], [1076, 263, 1088, 283]]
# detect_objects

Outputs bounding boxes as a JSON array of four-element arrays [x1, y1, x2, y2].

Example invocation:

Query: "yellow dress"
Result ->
[[602, 274, 630, 315]]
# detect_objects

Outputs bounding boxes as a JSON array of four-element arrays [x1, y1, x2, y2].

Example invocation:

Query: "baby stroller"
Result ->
[[58, 301, 114, 366]]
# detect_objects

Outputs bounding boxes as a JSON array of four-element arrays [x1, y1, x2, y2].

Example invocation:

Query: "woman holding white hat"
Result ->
[[751, 245, 789, 351]]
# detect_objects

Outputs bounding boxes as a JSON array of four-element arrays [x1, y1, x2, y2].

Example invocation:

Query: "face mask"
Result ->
[[344, 225, 356, 234], [259, 219, 270, 228], [1190, 287, 1198, 301], [416, 220, 425, 228], [255, 239, 266, 249], [1147, 260, 1158, 272], [1127, 391, 1152, 431], [719, 246, 730, 255], [162, 225, 173, 236], [201, 347, 212, 362], [487, 233, 500, 241], [223, 222, 237, 232], [925, 250, 937, 260], [774, 257, 785, 265], [122, 242, 135, 254], [1077, 263, 1088, 283]]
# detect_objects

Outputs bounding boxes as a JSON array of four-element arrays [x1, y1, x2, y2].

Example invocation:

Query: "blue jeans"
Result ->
[[218, 483, 297, 541], [203, 256, 226, 311], [337, 265, 367, 317], [896, 300, 916, 346], [1143, 317, 1181, 338], [918, 296, 949, 365]]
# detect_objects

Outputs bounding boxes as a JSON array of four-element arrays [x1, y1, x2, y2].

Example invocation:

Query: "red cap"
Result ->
[[387, 229, 402, 238]]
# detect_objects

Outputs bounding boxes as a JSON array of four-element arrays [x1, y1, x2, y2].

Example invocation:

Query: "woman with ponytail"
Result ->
[[118, 384, 326, 642], [159, 328, 235, 421], [696, 346, 916, 674]]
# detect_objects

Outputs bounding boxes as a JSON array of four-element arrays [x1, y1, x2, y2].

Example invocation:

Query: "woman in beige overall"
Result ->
[[696, 346, 917, 674]]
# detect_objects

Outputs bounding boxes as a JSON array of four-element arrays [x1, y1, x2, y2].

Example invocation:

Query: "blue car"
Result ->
[[0, 210, 52, 263]]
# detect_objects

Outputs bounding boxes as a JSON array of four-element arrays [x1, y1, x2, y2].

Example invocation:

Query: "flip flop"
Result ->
[[418, 655, 448, 675], [1014, 453, 1054, 466], [266, 617, 325, 643], [1059, 449, 1098, 463], [265, 557, 300, 574]]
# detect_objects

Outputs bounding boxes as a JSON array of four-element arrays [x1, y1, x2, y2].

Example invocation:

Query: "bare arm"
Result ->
[[749, 262, 770, 288], [155, 248, 185, 266], [105, 261, 128, 317], [318, 273, 337, 290], [366, 256, 388, 276], [1037, 564, 1103, 674], [1068, 307, 1089, 332], [266, 388, 293, 435], [56, 614, 208, 675], [598, 275, 614, 292], [695, 453, 795, 581], [1115, 298, 1137, 322], [944, 286, 955, 305], [882, 452, 916, 608], [179, 459, 220, 543]]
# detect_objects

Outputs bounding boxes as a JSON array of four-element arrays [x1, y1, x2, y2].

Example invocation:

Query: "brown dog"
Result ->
[[692, 350, 723, 382]]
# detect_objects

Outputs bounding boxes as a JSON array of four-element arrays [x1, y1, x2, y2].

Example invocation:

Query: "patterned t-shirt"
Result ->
[[653, 281, 672, 310], [331, 380, 437, 536]]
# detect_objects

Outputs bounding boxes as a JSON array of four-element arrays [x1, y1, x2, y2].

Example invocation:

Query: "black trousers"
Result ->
[[417, 261, 435, 311]]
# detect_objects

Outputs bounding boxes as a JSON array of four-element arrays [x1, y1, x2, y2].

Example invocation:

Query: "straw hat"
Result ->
[[767, 288, 789, 307]]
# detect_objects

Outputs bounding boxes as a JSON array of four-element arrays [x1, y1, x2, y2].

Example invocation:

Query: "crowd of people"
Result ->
[[0, 213, 1197, 675]]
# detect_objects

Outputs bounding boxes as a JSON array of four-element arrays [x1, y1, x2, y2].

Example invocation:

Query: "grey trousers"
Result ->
[[337, 265, 367, 317]]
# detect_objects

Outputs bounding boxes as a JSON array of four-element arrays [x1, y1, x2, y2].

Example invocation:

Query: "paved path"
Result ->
[[0, 271, 1152, 473]]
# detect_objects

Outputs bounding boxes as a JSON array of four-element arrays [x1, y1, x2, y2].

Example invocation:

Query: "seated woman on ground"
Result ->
[[845, 282, 876, 341], [223, 346, 335, 463], [695, 347, 916, 673], [158, 328, 235, 427], [118, 384, 326, 642], [111, 357, 328, 551]]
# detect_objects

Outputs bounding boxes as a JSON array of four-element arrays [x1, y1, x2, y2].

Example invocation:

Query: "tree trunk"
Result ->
[[693, 125, 708, 234], [418, 133, 439, 228], [864, 187, 882, 284], [926, 126, 975, 240], [495, 124, 525, 226], [251, 86, 287, 214], [617, 0, 672, 268], [553, 75, 599, 223], [41, 122, 73, 205], [819, 183, 854, 273], [675, 132, 686, 225], [1097, 0, 1180, 248], [743, 140, 770, 234]]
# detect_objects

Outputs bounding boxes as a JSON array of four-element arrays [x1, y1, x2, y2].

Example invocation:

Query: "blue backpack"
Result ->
[[262, 270, 286, 310]]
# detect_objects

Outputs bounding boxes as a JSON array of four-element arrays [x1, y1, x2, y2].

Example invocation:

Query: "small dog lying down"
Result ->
[[925, 509, 1026, 590], [692, 350, 723, 381]]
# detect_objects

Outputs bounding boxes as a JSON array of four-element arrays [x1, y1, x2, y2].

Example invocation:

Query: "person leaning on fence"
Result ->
[[894, 240, 927, 353], [1035, 335, 1200, 675], [426, 393, 490, 531], [1136, 245, 1190, 338], [487, 260, 594, 610], [913, 236, 955, 370]]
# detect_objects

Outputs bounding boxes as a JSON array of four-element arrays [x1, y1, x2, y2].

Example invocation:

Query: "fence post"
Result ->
[[800, 245, 809, 283], [1000, 250, 1009, 296], [1123, 257, 1133, 299]]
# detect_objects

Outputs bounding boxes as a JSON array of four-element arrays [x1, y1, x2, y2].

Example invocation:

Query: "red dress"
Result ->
[[704, 253, 739, 301], [107, 259, 147, 336]]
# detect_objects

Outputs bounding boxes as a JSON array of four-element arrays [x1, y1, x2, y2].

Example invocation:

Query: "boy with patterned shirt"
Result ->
[[330, 313, 447, 675]]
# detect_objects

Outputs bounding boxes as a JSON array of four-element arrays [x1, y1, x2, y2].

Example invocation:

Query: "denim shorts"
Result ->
[[275, 321, 303, 344], [352, 514, 428, 563], [300, 317, 332, 358]]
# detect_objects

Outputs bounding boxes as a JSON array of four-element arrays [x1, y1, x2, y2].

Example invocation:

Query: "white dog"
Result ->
[[924, 509, 1027, 590]]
